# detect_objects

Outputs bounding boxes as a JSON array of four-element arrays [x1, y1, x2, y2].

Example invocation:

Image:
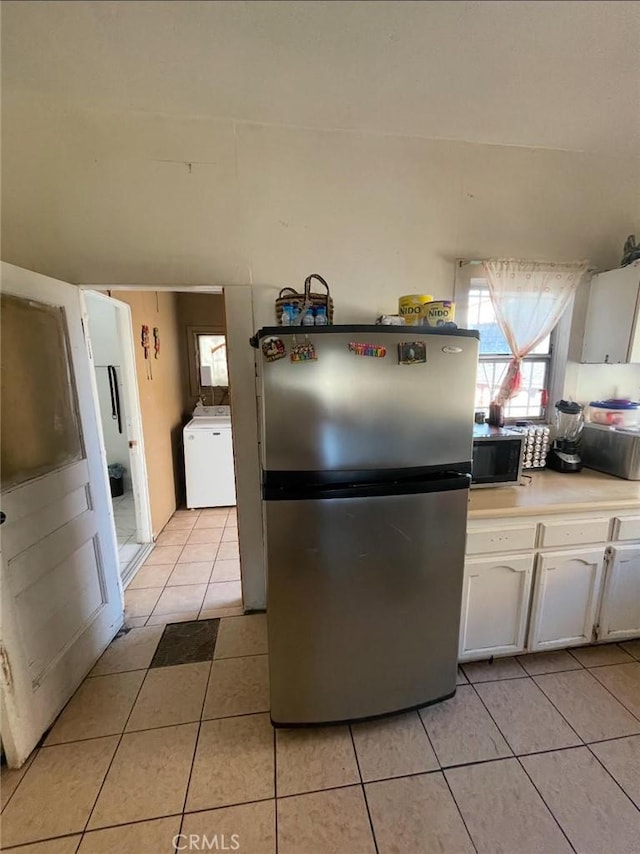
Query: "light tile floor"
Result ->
[[124, 507, 242, 626], [2, 600, 640, 851], [112, 491, 146, 578]]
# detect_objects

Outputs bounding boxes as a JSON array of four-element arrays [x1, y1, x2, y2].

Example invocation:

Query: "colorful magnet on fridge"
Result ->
[[348, 342, 387, 357], [398, 341, 427, 364], [290, 335, 317, 363], [262, 337, 287, 362]]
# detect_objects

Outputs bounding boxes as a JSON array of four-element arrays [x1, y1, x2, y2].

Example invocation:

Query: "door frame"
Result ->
[[80, 284, 267, 611], [80, 291, 153, 557]]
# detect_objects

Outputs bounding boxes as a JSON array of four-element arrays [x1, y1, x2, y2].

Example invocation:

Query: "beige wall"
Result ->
[[2, 93, 638, 304], [3, 95, 640, 608], [175, 293, 226, 416], [115, 290, 184, 536]]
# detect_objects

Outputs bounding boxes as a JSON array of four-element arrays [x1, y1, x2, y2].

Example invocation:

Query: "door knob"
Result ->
[[0, 511, 6, 525]]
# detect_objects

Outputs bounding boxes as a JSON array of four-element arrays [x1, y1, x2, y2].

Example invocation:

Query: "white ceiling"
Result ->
[[2, 0, 639, 155]]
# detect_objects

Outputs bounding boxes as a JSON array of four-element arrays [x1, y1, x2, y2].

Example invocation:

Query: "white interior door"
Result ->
[[0, 263, 124, 767], [81, 290, 153, 555]]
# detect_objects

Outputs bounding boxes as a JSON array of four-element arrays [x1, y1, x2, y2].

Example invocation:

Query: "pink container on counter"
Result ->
[[587, 399, 640, 428]]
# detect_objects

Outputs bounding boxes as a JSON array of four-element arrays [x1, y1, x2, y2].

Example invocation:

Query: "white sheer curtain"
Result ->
[[482, 259, 588, 404]]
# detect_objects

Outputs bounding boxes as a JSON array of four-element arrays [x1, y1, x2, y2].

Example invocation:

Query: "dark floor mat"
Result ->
[[150, 619, 219, 668]]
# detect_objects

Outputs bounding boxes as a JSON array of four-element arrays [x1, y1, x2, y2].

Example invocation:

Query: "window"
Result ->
[[455, 262, 573, 421], [467, 279, 552, 419], [197, 333, 228, 387]]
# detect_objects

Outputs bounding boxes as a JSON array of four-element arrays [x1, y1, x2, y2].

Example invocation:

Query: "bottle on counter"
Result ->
[[488, 401, 505, 428]]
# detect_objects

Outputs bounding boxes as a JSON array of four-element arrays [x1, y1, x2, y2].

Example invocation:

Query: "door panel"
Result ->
[[0, 293, 84, 487], [266, 485, 468, 724], [0, 263, 123, 767], [599, 546, 640, 640], [528, 548, 605, 651], [259, 330, 478, 471], [459, 554, 534, 660]]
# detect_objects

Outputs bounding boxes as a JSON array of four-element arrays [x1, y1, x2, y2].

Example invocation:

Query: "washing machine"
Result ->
[[184, 405, 236, 508]]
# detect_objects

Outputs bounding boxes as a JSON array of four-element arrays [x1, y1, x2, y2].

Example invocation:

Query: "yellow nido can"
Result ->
[[398, 294, 433, 325]]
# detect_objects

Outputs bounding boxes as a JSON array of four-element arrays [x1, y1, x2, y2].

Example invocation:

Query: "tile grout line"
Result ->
[[531, 669, 640, 738], [0, 750, 40, 817], [80, 627, 168, 839], [584, 741, 640, 814], [587, 664, 640, 724], [13, 668, 634, 828], [3, 815, 188, 851], [176, 653, 216, 849], [416, 700, 480, 854], [471, 673, 586, 752], [515, 753, 580, 853], [128, 508, 238, 624], [347, 725, 380, 854], [566, 641, 633, 668], [468, 678, 581, 854], [34, 709, 272, 747], [517, 658, 586, 677], [12, 539, 229, 846]]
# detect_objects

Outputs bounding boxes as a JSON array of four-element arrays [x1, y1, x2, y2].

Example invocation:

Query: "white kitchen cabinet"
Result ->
[[528, 548, 605, 651], [466, 523, 537, 555], [459, 554, 534, 661], [581, 261, 640, 364], [538, 517, 609, 549], [612, 515, 640, 541], [598, 545, 640, 641]]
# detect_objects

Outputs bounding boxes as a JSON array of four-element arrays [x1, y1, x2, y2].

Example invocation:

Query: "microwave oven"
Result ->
[[472, 424, 524, 488]]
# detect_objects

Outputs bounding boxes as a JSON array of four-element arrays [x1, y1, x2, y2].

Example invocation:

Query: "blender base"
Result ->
[[546, 447, 583, 473]]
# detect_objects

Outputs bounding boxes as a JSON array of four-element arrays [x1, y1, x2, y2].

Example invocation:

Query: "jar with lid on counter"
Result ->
[[587, 399, 640, 428]]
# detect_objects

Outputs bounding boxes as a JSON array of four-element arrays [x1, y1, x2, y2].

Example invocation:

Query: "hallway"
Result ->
[[123, 506, 242, 625]]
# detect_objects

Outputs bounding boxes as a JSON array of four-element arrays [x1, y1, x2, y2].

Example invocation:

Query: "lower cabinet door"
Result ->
[[528, 548, 605, 651], [459, 554, 534, 661], [598, 545, 640, 641]]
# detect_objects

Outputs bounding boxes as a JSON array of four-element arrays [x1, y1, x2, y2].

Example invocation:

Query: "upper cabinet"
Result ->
[[581, 261, 640, 363]]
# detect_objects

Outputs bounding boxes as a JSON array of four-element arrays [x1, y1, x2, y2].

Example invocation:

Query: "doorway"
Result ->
[[82, 291, 153, 584], [83, 287, 246, 624]]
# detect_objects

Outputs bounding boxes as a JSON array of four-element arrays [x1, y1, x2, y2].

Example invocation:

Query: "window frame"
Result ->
[[186, 324, 228, 398], [454, 260, 572, 423]]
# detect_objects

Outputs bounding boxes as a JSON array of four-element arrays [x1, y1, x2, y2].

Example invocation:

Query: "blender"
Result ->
[[547, 400, 584, 473]]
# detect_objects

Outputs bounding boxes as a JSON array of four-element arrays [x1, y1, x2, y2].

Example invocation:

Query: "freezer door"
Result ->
[[259, 329, 478, 471], [266, 482, 468, 724]]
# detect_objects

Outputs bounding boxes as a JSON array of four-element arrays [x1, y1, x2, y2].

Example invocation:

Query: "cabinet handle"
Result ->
[[213, 432, 221, 436]]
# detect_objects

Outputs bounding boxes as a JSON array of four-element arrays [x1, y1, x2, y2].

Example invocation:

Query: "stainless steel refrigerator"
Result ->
[[252, 324, 479, 725]]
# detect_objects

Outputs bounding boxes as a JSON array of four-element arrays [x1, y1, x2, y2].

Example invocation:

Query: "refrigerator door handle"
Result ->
[[264, 472, 471, 501]]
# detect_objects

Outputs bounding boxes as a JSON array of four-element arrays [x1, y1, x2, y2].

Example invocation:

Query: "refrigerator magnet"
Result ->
[[398, 342, 427, 364], [348, 342, 387, 358], [290, 335, 317, 363], [262, 336, 287, 362]]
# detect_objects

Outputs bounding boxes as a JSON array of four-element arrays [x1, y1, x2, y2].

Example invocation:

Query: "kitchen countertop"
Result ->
[[468, 468, 640, 519]]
